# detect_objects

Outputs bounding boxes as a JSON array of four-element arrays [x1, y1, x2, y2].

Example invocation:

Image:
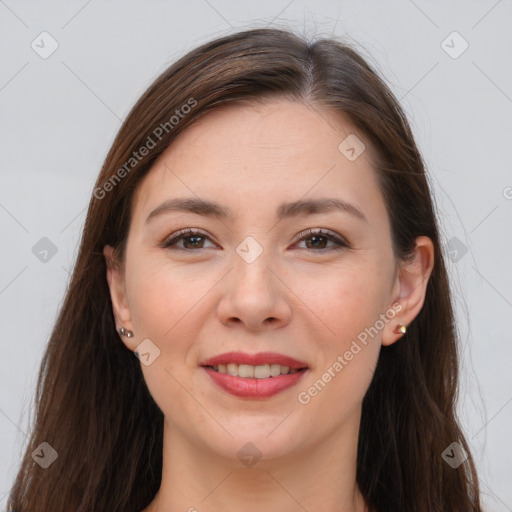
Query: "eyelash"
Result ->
[[160, 227, 350, 253]]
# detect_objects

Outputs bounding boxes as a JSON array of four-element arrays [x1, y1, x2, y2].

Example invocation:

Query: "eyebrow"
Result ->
[[145, 197, 368, 225]]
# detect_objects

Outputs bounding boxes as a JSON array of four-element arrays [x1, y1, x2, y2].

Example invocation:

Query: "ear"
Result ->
[[382, 236, 435, 346], [103, 245, 136, 349]]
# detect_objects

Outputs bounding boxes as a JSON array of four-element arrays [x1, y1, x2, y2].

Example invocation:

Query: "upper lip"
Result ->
[[200, 351, 309, 370]]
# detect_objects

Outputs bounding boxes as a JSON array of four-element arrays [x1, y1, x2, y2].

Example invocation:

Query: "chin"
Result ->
[[193, 415, 308, 466]]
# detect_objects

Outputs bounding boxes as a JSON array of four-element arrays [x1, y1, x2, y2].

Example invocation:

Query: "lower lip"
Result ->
[[202, 367, 308, 399]]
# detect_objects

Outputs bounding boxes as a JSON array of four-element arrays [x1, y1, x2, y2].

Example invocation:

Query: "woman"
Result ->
[[7, 28, 482, 511]]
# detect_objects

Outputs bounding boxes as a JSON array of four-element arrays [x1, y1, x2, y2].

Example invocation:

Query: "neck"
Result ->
[[142, 413, 367, 512]]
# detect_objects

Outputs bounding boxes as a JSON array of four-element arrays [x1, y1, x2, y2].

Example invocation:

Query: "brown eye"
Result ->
[[161, 228, 216, 251], [294, 228, 349, 252], [160, 227, 349, 253]]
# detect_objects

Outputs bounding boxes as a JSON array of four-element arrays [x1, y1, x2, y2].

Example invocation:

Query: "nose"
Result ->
[[216, 247, 292, 332]]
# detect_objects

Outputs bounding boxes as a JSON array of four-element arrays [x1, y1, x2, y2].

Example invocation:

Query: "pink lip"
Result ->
[[200, 351, 308, 370], [202, 367, 308, 399], [200, 351, 309, 400]]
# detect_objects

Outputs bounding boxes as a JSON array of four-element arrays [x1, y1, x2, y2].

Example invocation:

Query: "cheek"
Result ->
[[126, 257, 211, 340], [301, 258, 389, 344], [125, 260, 212, 427], [295, 262, 389, 408]]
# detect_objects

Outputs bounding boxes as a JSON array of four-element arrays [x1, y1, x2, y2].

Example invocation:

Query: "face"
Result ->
[[106, 99, 411, 467]]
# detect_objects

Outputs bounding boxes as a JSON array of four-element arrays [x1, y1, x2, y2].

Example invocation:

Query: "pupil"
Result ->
[[308, 236, 326, 249], [186, 236, 203, 248]]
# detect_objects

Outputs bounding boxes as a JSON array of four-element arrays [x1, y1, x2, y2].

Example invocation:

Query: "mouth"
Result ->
[[200, 352, 309, 399]]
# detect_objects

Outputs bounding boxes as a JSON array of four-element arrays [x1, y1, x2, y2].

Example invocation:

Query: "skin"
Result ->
[[104, 99, 434, 512]]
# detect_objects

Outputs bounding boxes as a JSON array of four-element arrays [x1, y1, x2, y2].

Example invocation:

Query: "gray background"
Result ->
[[1, 0, 511, 510]]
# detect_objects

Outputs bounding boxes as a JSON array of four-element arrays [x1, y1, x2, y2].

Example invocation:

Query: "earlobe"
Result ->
[[382, 236, 435, 346], [103, 245, 135, 345]]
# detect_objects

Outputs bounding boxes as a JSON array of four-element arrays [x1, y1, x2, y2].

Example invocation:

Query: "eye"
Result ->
[[160, 227, 350, 253], [293, 228, 349, 252], [160, 228, 217, 251]]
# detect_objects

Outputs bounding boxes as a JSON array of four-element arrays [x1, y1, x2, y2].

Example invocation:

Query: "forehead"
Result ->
[[132, 99, 386, 228]]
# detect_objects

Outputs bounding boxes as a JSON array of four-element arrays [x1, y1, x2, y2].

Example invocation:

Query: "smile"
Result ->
[[200, 351, 309, 399]]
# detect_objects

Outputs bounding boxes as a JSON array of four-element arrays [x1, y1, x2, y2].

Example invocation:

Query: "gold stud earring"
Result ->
[[394, 324, 407, 335]]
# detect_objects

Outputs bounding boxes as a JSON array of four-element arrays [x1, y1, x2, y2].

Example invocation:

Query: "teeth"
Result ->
[[211, 363, 300, 378], [270, 363, 281, 377], [227, 363, 238, 376], [238, 364, 254, 378], [254, 364, 270, 379]]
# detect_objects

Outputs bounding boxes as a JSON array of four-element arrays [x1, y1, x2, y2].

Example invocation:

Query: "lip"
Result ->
[[202, 367, 308, 399], [200, 351, 309, 400], [200, 351, 308, 370]]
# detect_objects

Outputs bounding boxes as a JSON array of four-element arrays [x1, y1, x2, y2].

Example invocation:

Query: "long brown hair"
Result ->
[[7, 28, 482, 512]]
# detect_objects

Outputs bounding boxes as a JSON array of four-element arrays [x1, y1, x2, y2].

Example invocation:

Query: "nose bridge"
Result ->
[[235, 234, 267, 267], [232, 234, 274, 294]]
